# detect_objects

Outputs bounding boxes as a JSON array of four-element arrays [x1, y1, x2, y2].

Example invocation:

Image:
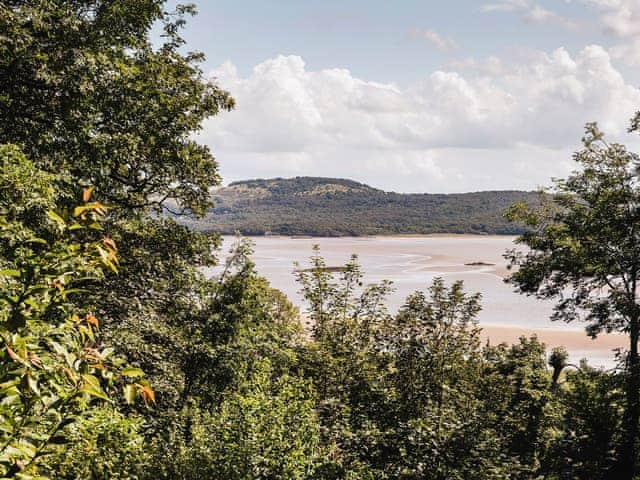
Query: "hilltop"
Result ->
[[184, 177, 538, 236]]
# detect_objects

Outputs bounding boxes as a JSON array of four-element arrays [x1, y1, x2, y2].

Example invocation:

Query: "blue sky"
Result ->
[[167, 0, 623, 83], [164, 0, 640, 192]]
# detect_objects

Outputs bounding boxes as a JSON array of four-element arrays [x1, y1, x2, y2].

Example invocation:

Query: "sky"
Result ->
[[164, 0, 640, 193]]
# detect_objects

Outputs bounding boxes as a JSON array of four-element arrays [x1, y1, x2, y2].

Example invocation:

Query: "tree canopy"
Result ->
[[0, 0, 233, 215]]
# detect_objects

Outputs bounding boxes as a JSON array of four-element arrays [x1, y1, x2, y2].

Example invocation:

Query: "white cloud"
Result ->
[[576, 0, 640, 65], [204, 48, 640, 193], [482, 0, 577, 29], [609, 39, 640, 66], [582, 0, 640, 38], [409, 28, 458, 53]]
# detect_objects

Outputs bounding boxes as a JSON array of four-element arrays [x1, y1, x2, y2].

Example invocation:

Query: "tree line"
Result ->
[[1, 2, 640, 479]]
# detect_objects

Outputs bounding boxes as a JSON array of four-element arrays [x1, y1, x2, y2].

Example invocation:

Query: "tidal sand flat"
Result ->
[[213, 235, 623, 367]]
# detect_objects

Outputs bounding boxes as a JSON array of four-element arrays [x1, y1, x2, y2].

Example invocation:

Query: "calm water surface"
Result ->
[[215, 235, 562, 330]]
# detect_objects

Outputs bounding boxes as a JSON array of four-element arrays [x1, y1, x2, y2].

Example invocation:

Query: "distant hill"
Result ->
[[184, 177, 539, 236]]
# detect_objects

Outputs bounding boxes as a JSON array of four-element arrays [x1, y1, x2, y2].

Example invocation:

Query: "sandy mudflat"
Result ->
[[300, 315, 625, 352], [381, 233, 499, 239], [481, 324, 625, 353], [215, 235, 625, 365]]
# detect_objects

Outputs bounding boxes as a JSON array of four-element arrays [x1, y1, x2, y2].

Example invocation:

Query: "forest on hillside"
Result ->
[[192, 177, 539, 236], [3, 2, 640, 480]]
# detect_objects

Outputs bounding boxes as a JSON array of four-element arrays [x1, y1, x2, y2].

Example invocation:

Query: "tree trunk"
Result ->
[[612, 316, 640, 479]]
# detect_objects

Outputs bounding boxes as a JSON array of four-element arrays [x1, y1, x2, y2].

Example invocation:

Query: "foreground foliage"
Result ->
[[0, 146, 150, 478], [294, 251, 603, 480]]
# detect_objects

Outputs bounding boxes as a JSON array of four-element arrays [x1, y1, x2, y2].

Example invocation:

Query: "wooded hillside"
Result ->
[[187, 177, 538, 235]]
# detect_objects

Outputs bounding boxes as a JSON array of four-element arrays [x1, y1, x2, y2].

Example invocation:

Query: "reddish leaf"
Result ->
[[141, 385, 156, 404], [102, 236, 117, 251], [82, 186, 94, 203], [28, 352, 43, 369], [85, 314, 99, 327]]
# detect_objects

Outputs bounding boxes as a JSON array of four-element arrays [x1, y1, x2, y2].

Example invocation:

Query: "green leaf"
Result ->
[[121, 367, 144, 378], [80, 374, 100, 388], [80, 384, 110, 402], [26, 375, 39, 395], [47, 210, 66, 227], [123, 384, 136, 405], [0, 269, 20, 278], [25, 237, 47, 245]]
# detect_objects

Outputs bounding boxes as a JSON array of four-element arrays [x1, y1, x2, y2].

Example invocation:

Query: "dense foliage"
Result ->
[[195, 177, 538, 236], [1, 1, 639, 479], [0, 146, 151, 478], [292, 252, 622, 480]]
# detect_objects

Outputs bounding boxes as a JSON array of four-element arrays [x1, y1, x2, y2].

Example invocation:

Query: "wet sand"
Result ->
[[481, 325, 625, 367], [481, 325, 624, 351]]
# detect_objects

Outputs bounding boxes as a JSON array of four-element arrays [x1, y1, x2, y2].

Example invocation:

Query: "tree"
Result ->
[[386, 279, 490, 480], [296, 250, 558, 479], [506, 121, 640, 478], [0, 2, 237, 462], [135, 238, 322, 479], [41, 406, 150, 480], [296, 249, 396, 478], [155, 360, 321, 480], [0, 0, 234, 412], [481, 337, 559, 478]]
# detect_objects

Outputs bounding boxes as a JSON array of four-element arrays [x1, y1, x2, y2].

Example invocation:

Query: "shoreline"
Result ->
[[220, 233, 519, 240], [480, 324, 625, 352]]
